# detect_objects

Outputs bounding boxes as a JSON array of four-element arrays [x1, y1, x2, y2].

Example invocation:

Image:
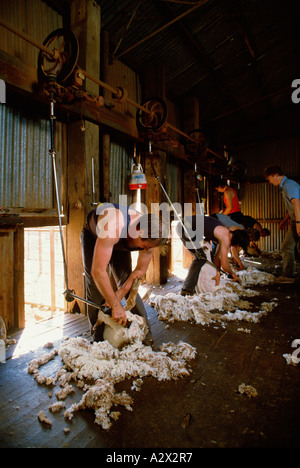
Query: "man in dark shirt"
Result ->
[[177, 215, 249, 295], [81, 203, 168, 341]]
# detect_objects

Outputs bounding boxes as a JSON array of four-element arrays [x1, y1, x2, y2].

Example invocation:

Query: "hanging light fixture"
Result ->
[[129, 143, 147, 190]]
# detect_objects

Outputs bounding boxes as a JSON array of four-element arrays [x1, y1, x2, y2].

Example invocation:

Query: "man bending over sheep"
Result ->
[[177, 215, 249, 296], [81, 203, 169, 341]]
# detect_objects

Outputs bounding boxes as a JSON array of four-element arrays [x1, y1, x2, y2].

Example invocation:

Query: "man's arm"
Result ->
[[279, 212, 290, 230], [231, 245, 244, 269], [91, 235, 128, 326], [91, 207, 127, 326], [116, 248, 155, 301], [214, 226, 239, 281]]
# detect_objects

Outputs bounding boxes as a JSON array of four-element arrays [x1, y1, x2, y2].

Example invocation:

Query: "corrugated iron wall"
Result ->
[[105, 60, 143, 206], [235, 136, 300, 251], [0, 0, 65, 212], [241, 182, 286, 221], [109, 139, 134, 205], [1, 0, 63, 68], [233, 137, 300, 181], [0, 103, 65, 210], [240, 182, 286, 251]]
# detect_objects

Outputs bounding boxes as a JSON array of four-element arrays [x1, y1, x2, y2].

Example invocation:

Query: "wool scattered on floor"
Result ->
[[28, 336, 197, 430], [151, 267, 277, 327], [237, 383, 258, 398], [27, 267, 281, 430], [282, 353, 299, 366]]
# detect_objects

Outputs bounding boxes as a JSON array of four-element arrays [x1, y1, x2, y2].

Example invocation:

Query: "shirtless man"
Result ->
[[81, 203, 168, 341]]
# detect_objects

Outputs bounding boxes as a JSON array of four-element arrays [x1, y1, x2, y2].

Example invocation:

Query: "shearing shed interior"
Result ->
[[0, 0, 299, 451]]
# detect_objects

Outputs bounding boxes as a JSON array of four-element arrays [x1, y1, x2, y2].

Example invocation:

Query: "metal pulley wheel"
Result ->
[[38, 28, 79, 84], [136, 97, 168, 132], [184, 129, 208, 160], [112, 86, 128, 103]]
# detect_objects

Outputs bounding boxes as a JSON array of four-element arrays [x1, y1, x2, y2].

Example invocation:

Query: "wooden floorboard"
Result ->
[[0, 258, 299, 448]]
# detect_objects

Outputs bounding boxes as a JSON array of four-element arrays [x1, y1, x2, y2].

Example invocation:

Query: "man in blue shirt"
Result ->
[[264, 166, 300, 283]]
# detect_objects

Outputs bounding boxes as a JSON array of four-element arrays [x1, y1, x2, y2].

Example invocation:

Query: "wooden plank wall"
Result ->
[[0, 225, 24, 330]]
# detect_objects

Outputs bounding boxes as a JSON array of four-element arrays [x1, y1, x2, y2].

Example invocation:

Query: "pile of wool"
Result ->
[[64, 379, 133, 430], [123, 311, 149, 343], [59, 337, 196, 429], [27, 348, 58, 374], [30, 337, 196, 430], [237, 383, 258, 398], [49, 401, 66, 413], [236, 267, 276, 286], [283, 340, 300, 366], [101, 310, 148, 348], [59, 337, 196, 384], [151, 281, 277, 327], [28, 348, 58, 386], [38, 411, 52, 427], [282, 353, 299, 366]]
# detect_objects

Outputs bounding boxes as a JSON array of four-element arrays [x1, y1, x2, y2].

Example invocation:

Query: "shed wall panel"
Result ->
[[0, 104, 65, 211], [233, 136, 300, 252], [1, 0, 63, 68], [233, 136, 300, 181], [109, 140, 134, 205], [240, 182, 287, 251]]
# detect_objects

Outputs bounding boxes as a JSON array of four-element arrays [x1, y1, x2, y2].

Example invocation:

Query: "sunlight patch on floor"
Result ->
[[12, 312, 65, 359]]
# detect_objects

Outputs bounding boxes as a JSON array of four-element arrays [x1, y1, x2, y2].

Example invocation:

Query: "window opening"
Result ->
[[24, 227, 65, 325]]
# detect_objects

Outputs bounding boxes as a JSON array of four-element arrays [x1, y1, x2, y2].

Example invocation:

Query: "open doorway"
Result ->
[[24, 227, 66, 325]]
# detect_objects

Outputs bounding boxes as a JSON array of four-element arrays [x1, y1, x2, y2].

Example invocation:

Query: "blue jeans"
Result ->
[[282, 223, 299, 277], [182, 248, 206, 293]]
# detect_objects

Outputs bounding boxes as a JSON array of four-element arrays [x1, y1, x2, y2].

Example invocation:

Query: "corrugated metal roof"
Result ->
[[97, 0, 300, 139]]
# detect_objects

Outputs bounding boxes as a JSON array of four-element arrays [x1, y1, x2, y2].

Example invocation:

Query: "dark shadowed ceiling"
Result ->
[[96, 0, 300, 143]]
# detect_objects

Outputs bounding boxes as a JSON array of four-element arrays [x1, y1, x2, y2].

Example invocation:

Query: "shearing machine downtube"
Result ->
[[48, 88, 109, 312], [147, 141, 230, 278]]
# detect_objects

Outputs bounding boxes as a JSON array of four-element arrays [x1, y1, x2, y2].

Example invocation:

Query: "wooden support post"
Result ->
[[0, 224, 24, 331], [144, 149, 168, 285], [182, 167, 197, 268], [50, 228, 56, 312], [66, 121, 86, 314], [101, 30, 112, 106], [101, 133, 111, 202], [182, 96, 199, 268], [142, 65, 169, 284], [66, 0, 101, 314], [13, 225, 24, 329]]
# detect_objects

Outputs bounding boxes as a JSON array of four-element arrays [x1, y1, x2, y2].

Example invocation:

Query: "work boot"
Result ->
[[180, 289, 194, 296]]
